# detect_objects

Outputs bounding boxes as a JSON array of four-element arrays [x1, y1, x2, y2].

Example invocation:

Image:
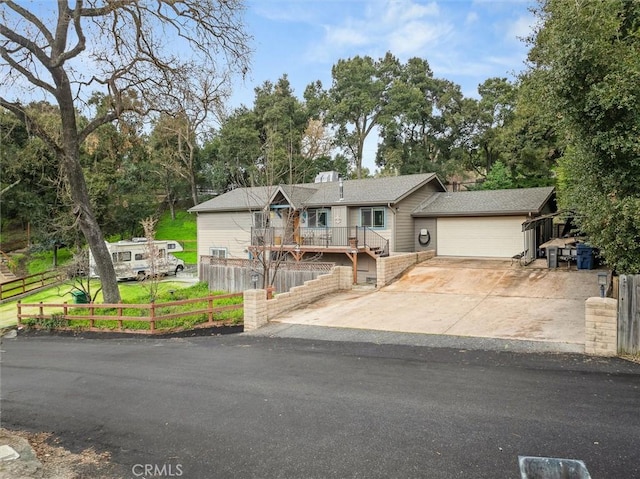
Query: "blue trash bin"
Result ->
[[576, 244, 594, 270]]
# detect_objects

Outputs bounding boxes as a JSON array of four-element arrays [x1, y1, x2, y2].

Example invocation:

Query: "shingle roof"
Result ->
[[189, 173, 444, 212], [412, 186, 555, 217]]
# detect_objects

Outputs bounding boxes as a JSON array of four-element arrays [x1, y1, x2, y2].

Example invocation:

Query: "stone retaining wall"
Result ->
[[584, 297, 618, 356], [376, 250, 435, 288], [243, 266, 352, 331]]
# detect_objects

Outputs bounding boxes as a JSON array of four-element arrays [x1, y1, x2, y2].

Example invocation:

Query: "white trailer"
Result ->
[[89, 238, 185, 281]]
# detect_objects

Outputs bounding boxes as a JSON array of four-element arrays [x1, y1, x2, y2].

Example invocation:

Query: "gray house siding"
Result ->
[[394, 181, 441, 252], [347, 206, 393, 249], [413, 218, 437, 252]]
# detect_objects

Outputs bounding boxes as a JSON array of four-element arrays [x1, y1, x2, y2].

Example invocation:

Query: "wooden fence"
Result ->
[[618, 274, 640, 354], [1, 270, 62, 302], [200, 257, 335, 293], [17, 293, 243, 335]]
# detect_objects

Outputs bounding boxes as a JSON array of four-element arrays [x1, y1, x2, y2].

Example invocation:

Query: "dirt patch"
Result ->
[[0, 429, 123, 479]]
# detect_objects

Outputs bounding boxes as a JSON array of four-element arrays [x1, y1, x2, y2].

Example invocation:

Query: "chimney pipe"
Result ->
[[339, 177, 344, 201]]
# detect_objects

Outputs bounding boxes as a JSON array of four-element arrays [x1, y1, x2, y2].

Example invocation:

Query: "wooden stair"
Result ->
[[0, 261, 17, 282]]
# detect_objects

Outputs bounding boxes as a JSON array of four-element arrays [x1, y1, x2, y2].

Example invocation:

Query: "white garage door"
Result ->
[[437, 216, 526, 257]]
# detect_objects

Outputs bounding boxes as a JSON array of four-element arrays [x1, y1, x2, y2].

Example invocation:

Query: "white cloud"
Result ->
[[325, 25, 370, 48], [465, 11, 479, 25], [304, 0, 453, 61], [505, 14, 535, 43], [380, 0, 440, 25], [388, 21, 454, 56]]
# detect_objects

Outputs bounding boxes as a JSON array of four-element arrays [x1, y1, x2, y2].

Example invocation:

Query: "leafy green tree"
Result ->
[[377, 57, 464, 180], [529, 0, 640, 272], [0, 1, 249, 302], [453, 78, 516, 179], [326, 53, 402, 178], [0, 104, 68, 246], [208, 106, 262, 188], [253, 76, 309, 184], [480, 161, 515, 190], [500, 73, 561, 188]]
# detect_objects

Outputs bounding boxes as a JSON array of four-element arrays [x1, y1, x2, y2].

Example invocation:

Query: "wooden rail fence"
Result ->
[[17, 293, 243, 335], [1, 270, 62, 302]]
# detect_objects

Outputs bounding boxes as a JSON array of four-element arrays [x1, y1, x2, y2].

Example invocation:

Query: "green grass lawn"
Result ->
[[155, 210, 197, 265], [1, 279, 242, 331]]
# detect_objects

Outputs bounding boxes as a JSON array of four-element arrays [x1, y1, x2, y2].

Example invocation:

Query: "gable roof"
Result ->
[[412, 186, 555, 217], [189, 173, 445, 213]]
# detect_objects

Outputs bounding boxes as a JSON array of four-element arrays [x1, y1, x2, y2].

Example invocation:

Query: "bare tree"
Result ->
[[162, 74, 227, 207], [0, 1, 250, 302]]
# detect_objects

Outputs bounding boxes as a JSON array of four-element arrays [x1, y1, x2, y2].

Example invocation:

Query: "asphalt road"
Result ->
[[1, 333, 639, 479]]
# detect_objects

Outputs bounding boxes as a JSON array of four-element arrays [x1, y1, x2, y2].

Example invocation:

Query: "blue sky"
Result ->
[[230, 0, 536, 108]]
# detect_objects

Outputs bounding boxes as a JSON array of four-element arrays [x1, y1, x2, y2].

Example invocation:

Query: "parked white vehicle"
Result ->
[[89, 238, 185, 281]]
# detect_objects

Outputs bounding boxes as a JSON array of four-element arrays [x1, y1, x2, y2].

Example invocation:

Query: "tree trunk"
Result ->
[[57, 78, 121, 303], [188, 146, 199, 207]]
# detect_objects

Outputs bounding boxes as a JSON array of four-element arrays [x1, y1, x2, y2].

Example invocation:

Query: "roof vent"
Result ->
[[314, 171, 340, 183]]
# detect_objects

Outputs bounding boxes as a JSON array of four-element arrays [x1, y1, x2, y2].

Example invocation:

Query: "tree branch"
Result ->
[[3, 1, 54, 45], [0, 97, 62, 156]]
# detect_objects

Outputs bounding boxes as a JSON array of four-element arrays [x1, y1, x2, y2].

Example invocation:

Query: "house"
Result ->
[[188, 173, 556, 283]]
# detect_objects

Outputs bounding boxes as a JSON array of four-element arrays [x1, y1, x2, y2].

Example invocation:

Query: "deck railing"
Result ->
[[251, 226, 389, 255]]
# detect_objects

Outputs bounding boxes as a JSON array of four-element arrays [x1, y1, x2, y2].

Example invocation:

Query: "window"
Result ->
[[360, 207, 385, 228], [253, 211, 269, 228], [134, 253, 144, 261], [308, 208, 329, 227], [113, 251, 131, 262], [209, 247, 228, 259]]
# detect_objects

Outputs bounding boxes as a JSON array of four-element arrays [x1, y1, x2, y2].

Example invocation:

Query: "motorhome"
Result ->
[[89, 238, 185, 281]]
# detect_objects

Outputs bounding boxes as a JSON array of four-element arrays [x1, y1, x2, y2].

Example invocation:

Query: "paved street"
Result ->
[[1, 333, 639, 478]]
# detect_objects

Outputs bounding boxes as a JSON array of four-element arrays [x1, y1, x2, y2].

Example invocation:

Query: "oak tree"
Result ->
[[0, 1, 250, 301]]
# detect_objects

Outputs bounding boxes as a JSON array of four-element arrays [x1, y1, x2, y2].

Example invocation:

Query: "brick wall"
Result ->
[[584, 297, 618, 356]]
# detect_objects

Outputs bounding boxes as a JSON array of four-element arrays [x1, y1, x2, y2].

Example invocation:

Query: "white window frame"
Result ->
[[253, 211, 269, 228], [209, 247, 228, 259]]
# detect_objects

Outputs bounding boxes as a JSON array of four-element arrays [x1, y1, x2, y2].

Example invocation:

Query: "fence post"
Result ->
[[150, 301, 156, 333], [17, 300, 21, 326], [618, 274, 640, 354], [89, 302, 95, 329], [39, 301, 43, 319], [117, 301, 123, 331], [208, 296, 214, 324]]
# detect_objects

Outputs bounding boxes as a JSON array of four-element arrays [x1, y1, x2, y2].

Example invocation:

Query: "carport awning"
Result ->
[[521, 212, 560, 231]]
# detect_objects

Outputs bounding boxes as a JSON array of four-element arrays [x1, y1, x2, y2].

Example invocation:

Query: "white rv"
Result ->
[[89, 238, 185, 281]]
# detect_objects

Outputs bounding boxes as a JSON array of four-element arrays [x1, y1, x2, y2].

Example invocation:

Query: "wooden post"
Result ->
[[39, 301, 43, 319], [353, 252, 358, 284], [17, 300, 21, 326], [618, 275, 640, 354], [208, 296, 214, 323], [89, 302, 95, 329], [150, 301, 156, 333], [117, 301, 123, 331]]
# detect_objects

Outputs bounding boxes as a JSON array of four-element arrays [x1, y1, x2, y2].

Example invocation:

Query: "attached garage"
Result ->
[[437, 216, 527, 257], [413, 187, 556, 261]]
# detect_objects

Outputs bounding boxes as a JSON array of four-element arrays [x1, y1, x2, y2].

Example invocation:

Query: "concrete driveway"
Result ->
[[273, 257, 602, 348]]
